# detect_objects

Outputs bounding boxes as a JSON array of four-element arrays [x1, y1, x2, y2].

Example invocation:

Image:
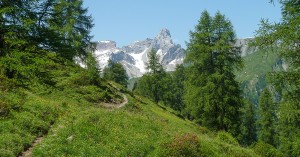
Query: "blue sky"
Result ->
[[83, 0, 281, 48]]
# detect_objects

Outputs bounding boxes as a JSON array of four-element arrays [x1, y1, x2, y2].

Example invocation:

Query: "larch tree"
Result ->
[[135, 48, 166, 103], [103, 59, 128, 87], [0, 0, 94, 85], [184, 10, 244, 136], [240, 100, 257, 146], [48, 0, 93, 60], [86, 51, 101, 86], [256, 1, 300, 156], [257, 88, 276, 146]]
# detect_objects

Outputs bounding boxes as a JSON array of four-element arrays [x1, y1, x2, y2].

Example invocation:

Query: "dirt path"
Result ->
[[19, 137, 43, 157], [100, 82, 129, 109], [19, 83, 128, 156], [100, 93, 128, 109]]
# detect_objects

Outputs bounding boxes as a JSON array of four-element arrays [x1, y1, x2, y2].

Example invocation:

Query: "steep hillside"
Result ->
[[236, 48, 283, 104], [1, 76, 259, 156], [31, 91, 258, 156]]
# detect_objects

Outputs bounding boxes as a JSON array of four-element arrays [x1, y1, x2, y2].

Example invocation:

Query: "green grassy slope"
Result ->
[[0, 53, 262, 156], [1, 83, 259, 156], [31, 93, 258, 157]]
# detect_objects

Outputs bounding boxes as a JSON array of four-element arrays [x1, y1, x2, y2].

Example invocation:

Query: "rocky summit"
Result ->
[[94, 29, 185, 78], [94, 29, 255, 78]]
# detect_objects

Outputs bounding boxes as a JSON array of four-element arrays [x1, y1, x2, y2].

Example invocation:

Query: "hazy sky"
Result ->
[[83, 0, 281, 48]]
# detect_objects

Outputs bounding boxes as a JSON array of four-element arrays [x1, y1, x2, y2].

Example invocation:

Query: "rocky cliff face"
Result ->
[[94, 29, 185, 78], [235, 38, 256, 56], [94, 29, 256, 78]]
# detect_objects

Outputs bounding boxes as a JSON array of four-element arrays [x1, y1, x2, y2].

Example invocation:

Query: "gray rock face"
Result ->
[[121, 38, 153, 54], [111, 51, 135, 65], [235, 38, 257, 56], [96, 40, 117, 51]]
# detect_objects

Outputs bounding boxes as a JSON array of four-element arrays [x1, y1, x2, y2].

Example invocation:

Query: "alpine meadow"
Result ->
[[0, 0, 299, 157]]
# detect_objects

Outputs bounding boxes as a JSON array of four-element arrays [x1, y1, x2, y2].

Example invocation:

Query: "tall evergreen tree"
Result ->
[[256, 1, 300, 156], [0, 0, 93, 85], [184, 11, 243, 136], [240, 100, 257, 146], [162, 64, 185, 112], [146, 48, 163, 74], [86, 51, 101, 85], [257, 88, 276, 146], [135, 49, 166, 103], [103, 59, 128, 87], [47, 0, 93, 60]]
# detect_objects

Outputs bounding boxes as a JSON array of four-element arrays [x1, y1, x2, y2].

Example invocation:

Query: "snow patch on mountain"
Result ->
[[130, 48, 149, 73]]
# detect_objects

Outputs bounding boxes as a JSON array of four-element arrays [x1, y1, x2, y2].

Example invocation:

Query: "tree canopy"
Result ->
[[255, 1, 300, 156], [103, 59, 128, 87], [184, 10, 244, 136]]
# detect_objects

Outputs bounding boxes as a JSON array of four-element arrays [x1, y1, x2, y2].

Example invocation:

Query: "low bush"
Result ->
[[216, 131, 239, 146], [162, 133, 202, 157], [251, 141, 284, 157]]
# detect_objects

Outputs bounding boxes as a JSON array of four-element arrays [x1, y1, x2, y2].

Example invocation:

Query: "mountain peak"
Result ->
[[156, 28, 171, 39]]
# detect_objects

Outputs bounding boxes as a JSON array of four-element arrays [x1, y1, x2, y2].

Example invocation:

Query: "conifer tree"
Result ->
[[240, 100, 257, 146], [256, 1, 300, 155], [257, 88, 276, 146], [48, 0, 93, 60], [146, 48, 163, 74], [163, 64, 185, 112], [184, 11, 243, 136], [0, 0, 93, 85], [86, 51, 101, 85], [103, 59, 128, 87], [135, 49, 166, 103]]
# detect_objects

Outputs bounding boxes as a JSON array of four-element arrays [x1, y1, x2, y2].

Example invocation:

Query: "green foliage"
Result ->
[[257, 88, 277, 146], [134, 50, 166, 103], [162, 65, 186, 112], [251, 141, 284, 157], [236, 48, 280, 105], [146, 48, 163, 74], [240, 100, 257, 146], [103, 59, 128, 87], [255, 1, 300, 156], [216, 131, 239, 146], [135, 73, 165, 103], [0, 91, 64, 156], [47, 0, 93, 60], [162, 133, 202, 157], [85, 51, 101, 85], [184, 10, 244, 136], [0, 0, 93, 84]]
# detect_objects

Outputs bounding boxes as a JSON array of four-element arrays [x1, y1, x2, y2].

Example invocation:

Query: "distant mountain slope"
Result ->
[[236, 47, 284, 104]]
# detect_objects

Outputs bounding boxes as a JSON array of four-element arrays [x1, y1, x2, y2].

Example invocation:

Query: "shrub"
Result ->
[[162, 133, 202, 157], [0, 99, 9, 117], [0, 90, 26, 117], [216, 131, 239, 146], [251, 141, 284, 157]]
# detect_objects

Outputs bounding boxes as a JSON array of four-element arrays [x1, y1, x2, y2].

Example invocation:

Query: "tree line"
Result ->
[[134, 1, 300, 156], [0, 0, 128, 88], [1, 0, 298, 156]]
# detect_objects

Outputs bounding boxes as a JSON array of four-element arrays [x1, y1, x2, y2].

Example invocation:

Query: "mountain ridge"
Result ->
[[95, 29, 255, 78]]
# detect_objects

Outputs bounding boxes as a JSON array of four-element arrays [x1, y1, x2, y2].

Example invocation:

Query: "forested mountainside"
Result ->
[[1, 0, 299, 157]]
